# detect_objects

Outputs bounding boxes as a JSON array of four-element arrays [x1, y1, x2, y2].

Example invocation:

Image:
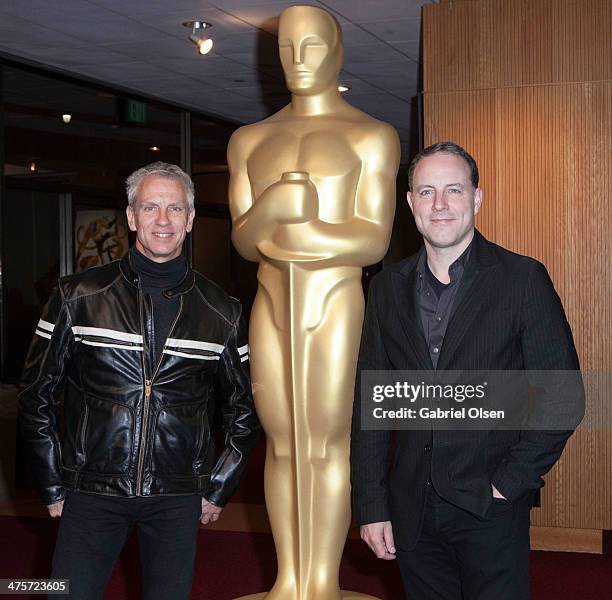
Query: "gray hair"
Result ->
[[125, 162, 195, 210]]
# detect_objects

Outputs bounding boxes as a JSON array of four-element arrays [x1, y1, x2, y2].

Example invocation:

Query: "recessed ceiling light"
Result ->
[[338, 84, 350, 93], [183, 21, 213, 56], [28, 161, 37, 172], [62, 114, 72, 124], [149, 146, 161, 152]]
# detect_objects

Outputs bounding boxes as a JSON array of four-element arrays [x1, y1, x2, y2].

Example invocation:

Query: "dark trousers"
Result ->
[[396, 487, 531, 600], [51, 491, 202, 600]]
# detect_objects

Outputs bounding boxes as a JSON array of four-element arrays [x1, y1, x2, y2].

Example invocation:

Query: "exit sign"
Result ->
[[119, 99, 148, 125]]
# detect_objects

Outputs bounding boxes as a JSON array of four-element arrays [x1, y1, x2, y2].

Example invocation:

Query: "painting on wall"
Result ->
[[74, 209, 129, 272]]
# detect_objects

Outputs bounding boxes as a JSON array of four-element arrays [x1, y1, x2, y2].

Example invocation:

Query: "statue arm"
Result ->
[[228, 129, 272, 262], [272, 124, 400, 267], [228, 129, 319, 262]]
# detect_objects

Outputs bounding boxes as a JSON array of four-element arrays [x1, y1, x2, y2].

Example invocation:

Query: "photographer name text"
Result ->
[[372, 406, 504, 420]]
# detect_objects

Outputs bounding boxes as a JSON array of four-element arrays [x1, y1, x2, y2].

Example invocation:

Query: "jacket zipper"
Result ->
[[135, 295, 184, 495], [136, 379, 152, 495]]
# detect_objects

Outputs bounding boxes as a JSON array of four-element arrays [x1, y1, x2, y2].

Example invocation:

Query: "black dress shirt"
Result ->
[[417, 242, 472, 369]]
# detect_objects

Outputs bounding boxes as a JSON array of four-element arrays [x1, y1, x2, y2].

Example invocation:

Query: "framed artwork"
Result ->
[[74, 209, 129, 272]]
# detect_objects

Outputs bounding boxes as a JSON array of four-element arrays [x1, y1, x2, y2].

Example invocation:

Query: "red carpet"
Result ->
[[1, 516, 610, 599]]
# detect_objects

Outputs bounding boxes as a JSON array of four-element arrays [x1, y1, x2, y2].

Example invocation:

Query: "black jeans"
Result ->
[[51, 491, 202, 600], [396, 487, 531, 600]]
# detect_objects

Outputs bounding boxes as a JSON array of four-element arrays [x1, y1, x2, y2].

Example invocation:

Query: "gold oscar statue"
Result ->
[[228, 5, 400, 599]]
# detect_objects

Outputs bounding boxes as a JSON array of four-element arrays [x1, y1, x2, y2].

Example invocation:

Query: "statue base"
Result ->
[[235, 592, 380, 600]]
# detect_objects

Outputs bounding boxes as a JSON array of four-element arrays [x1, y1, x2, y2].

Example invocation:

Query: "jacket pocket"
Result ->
[[193, 407, 212, 475], [81, 394, 134, 474], [62, 379, 88, 469], [152, 402, 204, 475]]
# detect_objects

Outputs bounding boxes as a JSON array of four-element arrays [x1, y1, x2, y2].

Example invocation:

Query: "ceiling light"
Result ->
[[29, 161, 37, 173], [191, 36, 213, 55], [149, 146, 161, 152], [338, 84, 350, 93], [183, 21, 213, 55], [62, 113, 72, 124]]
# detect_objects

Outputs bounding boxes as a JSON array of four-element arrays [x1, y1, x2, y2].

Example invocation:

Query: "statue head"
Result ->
[[278, 5, 344, 96]]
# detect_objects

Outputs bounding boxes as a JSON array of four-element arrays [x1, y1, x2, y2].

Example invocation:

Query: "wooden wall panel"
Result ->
[[423, 0, 612, 536], [424, 0, 612, 91], [425, 83, 612, 530]]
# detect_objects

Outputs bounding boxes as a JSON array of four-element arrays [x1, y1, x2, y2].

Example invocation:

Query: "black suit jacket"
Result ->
[[351, 230, 584, 550]]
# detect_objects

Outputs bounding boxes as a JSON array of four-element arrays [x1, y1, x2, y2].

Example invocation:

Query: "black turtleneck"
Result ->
[[130, 246, 188, 364]]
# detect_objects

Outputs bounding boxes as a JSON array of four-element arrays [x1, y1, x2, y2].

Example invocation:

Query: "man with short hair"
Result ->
[[351, 142, 584, 599], [19, 161, 259, 599]]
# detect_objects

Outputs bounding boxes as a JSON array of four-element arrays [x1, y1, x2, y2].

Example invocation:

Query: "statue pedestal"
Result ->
[[235, 592, 380, 600]]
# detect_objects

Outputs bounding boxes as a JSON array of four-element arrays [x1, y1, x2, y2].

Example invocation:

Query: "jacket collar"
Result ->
[[390, 229, 499, 370], [436, 229, 499, 369], [391, 247, 433, 370], [398, 229, 497, 278], [120, 251, 195, 296]]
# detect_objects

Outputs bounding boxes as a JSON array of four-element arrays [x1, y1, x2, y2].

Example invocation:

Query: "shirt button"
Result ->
[[432, 347, 439, 354], [424, 445, 432, 452], [436, 316, 442, 322], [426, 479, 432, 487]]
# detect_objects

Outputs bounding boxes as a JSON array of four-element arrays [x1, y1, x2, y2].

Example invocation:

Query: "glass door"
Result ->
[[1, 188, 64, 380]]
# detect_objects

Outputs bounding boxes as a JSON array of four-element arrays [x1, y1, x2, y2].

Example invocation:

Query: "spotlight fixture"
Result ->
[[338, 84, 350, 93], [62, 113, 72, 124], [149, 146, 161, 152], [28, 161, 37, 173], [183, 21, 213, 55]]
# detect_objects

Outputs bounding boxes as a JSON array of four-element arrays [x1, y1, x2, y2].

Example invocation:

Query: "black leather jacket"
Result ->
[[18, 254, 259, 507]]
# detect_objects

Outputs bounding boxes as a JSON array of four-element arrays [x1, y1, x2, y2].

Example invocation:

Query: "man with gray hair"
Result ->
[[19, 162, 259, 599]]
